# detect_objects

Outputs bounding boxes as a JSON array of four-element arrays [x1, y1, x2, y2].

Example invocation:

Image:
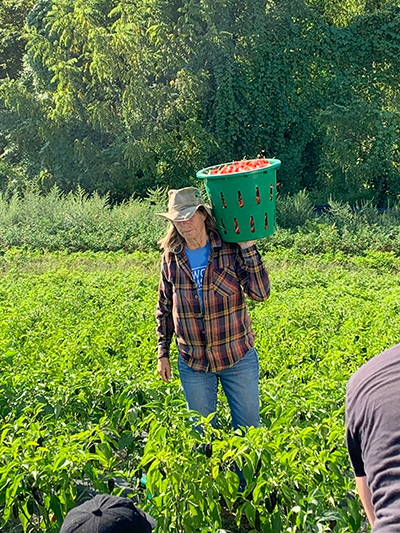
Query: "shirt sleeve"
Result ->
[[346, 377, 367, 477], [235, 244, 270, 301], [155, 256, 174, 359], [346, 425, 366, 477]]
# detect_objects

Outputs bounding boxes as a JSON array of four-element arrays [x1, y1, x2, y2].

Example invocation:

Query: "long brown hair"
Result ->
[[158, 207, 218, 252]]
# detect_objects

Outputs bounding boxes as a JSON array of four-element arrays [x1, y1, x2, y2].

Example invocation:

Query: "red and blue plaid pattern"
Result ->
[[156, 231, 270, 372]]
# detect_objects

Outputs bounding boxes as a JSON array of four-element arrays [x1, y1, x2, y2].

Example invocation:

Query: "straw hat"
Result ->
[[157, 187, 212, 222]]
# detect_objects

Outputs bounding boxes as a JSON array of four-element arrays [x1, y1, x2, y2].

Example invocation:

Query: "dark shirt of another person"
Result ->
[[346, 343, 400, 532]]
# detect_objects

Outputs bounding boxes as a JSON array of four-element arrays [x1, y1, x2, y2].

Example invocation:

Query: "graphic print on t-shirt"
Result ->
[[191, 265, 206, 304], [185, 241, 210, 310]]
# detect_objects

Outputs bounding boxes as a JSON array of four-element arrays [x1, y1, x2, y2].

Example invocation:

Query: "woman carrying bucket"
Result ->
[[155, 186, 270, 446]]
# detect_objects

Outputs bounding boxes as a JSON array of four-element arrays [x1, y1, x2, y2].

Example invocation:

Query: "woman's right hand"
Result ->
[[157, 358, 172, 383]]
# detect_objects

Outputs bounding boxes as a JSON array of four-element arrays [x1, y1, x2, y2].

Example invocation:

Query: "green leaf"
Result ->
[[244, 501, 256, 526], [272, 512, 282, 533], [50, 494, 64, 524], [118, 431, 134, 450]]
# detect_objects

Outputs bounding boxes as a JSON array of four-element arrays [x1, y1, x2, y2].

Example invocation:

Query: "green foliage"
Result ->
[[315, 3, 400, 203], [0, 252, 163, 531], [1, 249, 400, 530], [276, 190, 315, 230], [1, 0, 400, 203], [0, 185, 169, 252], [0, 0, 35, 80], [2, 186, 400, 258]]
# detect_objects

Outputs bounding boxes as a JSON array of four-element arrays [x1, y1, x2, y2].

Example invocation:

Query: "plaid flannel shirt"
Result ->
[[156, 231, 270, 372]]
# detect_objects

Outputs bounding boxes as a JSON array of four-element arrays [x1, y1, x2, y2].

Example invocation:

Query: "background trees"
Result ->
[[0, 0, 400, 204]]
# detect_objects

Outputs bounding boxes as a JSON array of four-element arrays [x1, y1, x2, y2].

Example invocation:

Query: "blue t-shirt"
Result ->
[[185, 241, 211, 309]]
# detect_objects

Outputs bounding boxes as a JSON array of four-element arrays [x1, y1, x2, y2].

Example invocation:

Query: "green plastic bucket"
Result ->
[[197, 158, 281, 243]]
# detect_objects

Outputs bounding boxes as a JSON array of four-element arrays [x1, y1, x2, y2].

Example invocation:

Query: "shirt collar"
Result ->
[[209, 230, 223, 250]]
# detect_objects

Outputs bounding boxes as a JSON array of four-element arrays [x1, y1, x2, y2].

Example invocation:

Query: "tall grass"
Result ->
[[1, 186, 400, 255], [0, 186, 167, 253], [264, 194, 400, 255]]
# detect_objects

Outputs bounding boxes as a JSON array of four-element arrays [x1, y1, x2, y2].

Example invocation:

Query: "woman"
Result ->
[[156, 186, 270, 432]]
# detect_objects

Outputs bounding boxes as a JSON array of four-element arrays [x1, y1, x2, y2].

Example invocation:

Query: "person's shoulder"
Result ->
[[161, 248, 177, 261], [221, 241, 239, 252], [347, 343, 400, 396], [160, 249, 178, 274], [209, 232, 238, 253], [215, 239, 240, 261]]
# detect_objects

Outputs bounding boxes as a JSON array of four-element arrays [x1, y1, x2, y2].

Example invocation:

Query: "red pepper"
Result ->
[[210, 158, 271, 175], [220, 192, 227, 208]]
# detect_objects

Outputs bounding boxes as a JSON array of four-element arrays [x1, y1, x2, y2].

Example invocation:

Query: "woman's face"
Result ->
[[174, 209, 207, 242]]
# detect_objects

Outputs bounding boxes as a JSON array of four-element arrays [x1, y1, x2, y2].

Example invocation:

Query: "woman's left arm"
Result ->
[[235, 241, 270, 301]]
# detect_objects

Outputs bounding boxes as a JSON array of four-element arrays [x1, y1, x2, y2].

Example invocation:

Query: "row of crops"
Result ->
[[1, 248, 400, 532]]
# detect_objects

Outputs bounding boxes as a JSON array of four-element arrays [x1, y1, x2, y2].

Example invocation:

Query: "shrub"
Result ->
[[0, 186, 169, 253], [276, 189, 315, 230], [2, 185, 400, 257]]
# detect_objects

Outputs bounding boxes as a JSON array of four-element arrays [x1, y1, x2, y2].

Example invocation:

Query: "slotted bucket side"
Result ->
[[197, 159, 281, 242]]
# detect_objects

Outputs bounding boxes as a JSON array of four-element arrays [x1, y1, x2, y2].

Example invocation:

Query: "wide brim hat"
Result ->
[[157, 187, 212, 222], [59, 494, 156, 533]]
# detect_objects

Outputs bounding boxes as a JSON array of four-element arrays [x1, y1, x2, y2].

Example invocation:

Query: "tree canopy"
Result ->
[[1, 0, 400, 204]]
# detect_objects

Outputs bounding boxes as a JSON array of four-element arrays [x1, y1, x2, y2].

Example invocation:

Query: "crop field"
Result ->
[[1, 248, 400, 532]]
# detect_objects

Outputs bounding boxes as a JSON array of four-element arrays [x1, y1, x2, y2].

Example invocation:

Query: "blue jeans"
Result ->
[[177, 347, 260, 431]]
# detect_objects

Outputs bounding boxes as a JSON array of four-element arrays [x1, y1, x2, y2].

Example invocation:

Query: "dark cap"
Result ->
[[59, 494, 156, 533]]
